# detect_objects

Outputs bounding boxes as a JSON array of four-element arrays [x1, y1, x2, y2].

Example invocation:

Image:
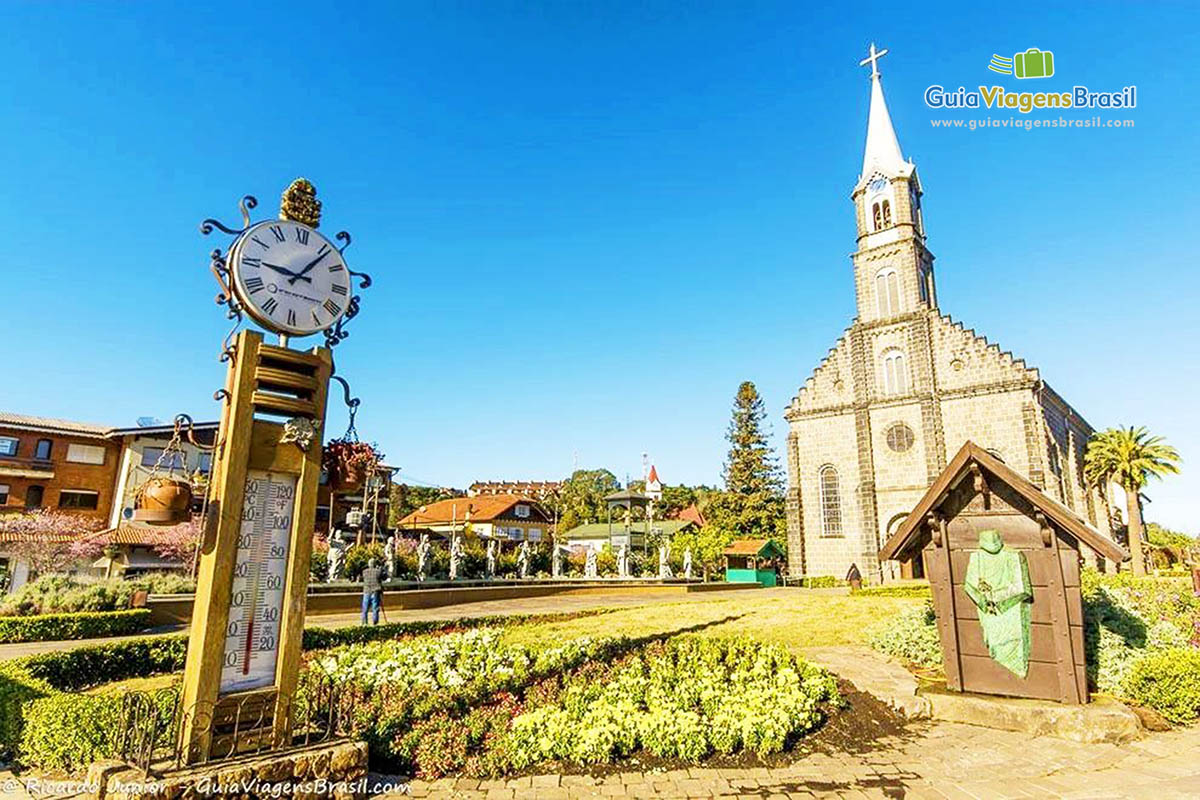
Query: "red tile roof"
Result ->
[[398, 494, 551, 526], [676, 504, 706, 527]]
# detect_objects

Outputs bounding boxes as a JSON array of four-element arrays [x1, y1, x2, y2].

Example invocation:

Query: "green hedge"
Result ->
[[798, 576, 847, 589], [0, 609, 152, 644], [0, 606, 615, 764], [1123, 649, 1200, 723], [853, 582, 932, 599]]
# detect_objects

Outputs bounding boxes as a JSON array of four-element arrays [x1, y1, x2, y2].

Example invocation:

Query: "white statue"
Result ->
[[449, 533, 463, 581], [327, 539, 345, 582], [683, 547, 693, 580], [384, 535, 396, 580], [585, 547, 598, 578], [417, 533, 431, 582], [617, 544, 628, 578], [486, 538, 498, 578], [552, 543, 562, 578], [517, 540, 530, 578], [658, 542, 673, 579]]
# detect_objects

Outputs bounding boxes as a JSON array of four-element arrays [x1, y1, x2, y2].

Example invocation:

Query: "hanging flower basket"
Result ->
[[133, 477, 194, 525], [323, 439, 382, 491]]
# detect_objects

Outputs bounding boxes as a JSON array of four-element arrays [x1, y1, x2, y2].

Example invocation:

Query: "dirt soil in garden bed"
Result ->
[[509, 679, 914, 779]]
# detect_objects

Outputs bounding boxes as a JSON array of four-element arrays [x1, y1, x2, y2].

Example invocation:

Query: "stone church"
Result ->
[[784, 51, 1114, 581]]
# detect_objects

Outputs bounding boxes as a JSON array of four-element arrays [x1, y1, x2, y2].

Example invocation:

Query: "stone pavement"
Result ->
[[389, 721, 1200, 799]]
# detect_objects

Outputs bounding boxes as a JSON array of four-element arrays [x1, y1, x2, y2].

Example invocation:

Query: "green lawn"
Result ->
[[500, 590, 922, 652]]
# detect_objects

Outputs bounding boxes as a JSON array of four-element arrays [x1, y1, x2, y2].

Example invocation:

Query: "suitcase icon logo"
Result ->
[[988, 48, 1055, 79]]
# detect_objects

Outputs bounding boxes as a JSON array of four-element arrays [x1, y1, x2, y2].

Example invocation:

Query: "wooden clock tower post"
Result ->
[[177, 180, 364, 764]]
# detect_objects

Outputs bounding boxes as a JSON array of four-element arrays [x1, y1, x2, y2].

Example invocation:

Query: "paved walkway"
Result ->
[[391, 721, 1200, 799]]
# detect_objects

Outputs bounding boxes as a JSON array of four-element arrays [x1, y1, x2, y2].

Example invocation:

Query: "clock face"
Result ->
[[230, 220, 350, 336], [869, 177, 888, 194]]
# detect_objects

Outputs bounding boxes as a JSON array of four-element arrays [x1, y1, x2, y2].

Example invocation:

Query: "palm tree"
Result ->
[[1083, 427, 1181, 576]]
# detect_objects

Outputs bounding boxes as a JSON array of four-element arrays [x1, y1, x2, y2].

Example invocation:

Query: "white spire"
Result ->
[[859, 43, 906, 177]]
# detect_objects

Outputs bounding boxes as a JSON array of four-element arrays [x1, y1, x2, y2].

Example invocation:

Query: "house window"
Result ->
[[881, 350, 909, 395], [34, 439, 52, 461], [886, 423, 915, 453], [58, 489, 100, 510], [514, 504, 530, 518], [66, 443, 106, 465], [141, 447, 185, 470], [881, 199, 892, 226], [0, 484, 8, 505], [875, 268, 901, 317], [819, 465, 843, 537], [25, 485, 44, 509], [871, 202, 882, 231], [0, 437, 17, 457]]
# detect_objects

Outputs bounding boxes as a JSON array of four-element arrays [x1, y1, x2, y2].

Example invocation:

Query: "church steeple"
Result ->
[[850, 44, 936, 322], [860, 44, 906, 178]]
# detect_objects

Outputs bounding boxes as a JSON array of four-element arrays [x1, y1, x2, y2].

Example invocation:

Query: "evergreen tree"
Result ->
[[723, 381, 782, 495], [717, 381, 786, 540]]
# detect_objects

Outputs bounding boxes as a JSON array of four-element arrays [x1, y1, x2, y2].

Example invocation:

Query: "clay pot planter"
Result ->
[[133, 477, 194, 525]]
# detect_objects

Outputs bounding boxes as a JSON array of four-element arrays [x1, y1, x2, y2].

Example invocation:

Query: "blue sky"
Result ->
[[2, 2, 1197, 530]]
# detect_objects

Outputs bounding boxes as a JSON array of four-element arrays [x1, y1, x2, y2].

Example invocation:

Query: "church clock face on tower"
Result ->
[[229, 219, 350, 336]]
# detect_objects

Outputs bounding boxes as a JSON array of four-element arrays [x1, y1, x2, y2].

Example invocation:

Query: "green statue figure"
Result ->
[[963, 530, 1033, 677]]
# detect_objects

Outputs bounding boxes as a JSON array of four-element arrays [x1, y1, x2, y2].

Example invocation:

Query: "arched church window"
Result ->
[[871, 203, 882, 231], [875, 268, 901, 317], [881, 199, 892, 226], [818, 465, 842, 537], [881, 350, 909, 395]]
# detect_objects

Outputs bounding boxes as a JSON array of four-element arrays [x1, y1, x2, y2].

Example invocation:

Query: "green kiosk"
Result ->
[[723, 539, 785, 587]]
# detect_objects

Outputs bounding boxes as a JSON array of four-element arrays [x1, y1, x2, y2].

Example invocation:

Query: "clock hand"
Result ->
[[288, 250, 331, 284], [261, 262, 313, 284]]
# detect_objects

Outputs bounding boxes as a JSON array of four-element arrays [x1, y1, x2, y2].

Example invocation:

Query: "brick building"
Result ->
[[0, 413, 122, 590], [784, 53, 1115, 582]]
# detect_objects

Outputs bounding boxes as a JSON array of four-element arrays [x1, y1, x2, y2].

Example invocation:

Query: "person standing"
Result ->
[[361, 557, 383, 625]]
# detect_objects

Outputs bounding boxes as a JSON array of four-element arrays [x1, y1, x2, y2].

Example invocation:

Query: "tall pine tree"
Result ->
[[714, 381, 786, 542], [723, 381, 782, 495]]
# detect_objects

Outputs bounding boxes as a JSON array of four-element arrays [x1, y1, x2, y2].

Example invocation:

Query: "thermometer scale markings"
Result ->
[[220, 470, 294, 695]]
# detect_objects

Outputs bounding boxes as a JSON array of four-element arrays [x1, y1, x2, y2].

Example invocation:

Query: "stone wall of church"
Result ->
[[938, 388, 1036, 476], [867, 401, 932, 550], [789, 410, 865, 578]]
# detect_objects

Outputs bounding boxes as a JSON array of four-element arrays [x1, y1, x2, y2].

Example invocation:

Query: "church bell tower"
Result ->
[[851, 44, 937, 325]]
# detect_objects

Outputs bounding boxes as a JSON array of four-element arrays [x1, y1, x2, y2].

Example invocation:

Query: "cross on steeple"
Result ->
[[859, 42, 889, 79]]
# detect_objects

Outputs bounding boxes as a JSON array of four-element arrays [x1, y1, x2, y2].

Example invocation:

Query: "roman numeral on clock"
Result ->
[[245, 276, 265, 294], [270, 225, 286, 243], [295, 227, 309, 245], [323, 299, 341, 316], [331, 283, 348, 295], [287, 309, 296, 327], [311, 309, 321, 326], [261, 297, 279, 316], [251, 236, 270, 250], [242, 256, 261, 268], [328, 263, 344, 273]]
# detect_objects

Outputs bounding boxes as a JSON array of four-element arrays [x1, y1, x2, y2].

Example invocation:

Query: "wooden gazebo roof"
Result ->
[[879, 441, 1127, 564]]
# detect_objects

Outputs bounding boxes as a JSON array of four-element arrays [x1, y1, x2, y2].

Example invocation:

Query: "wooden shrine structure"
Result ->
[[879, 442, 1127, 704]]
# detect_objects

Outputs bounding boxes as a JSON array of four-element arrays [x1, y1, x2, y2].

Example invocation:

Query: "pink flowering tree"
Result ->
[[0, 510, 105, 576]]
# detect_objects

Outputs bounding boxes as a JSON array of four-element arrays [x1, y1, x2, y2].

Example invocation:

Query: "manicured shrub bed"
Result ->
[[853, 582, 932, 599], [866, 569, 1200, 720], [316, 632, 840, 778], [1, 607, 615, 766], [0, 609, 152, 644], [0, 574, 194, 617]]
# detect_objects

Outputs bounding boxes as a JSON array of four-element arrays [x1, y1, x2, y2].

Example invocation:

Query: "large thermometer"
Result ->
[[220, 470, 296, 694]]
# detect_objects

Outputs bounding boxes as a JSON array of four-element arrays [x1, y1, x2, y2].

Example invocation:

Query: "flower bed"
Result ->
[[315, 631, 840, 778]]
